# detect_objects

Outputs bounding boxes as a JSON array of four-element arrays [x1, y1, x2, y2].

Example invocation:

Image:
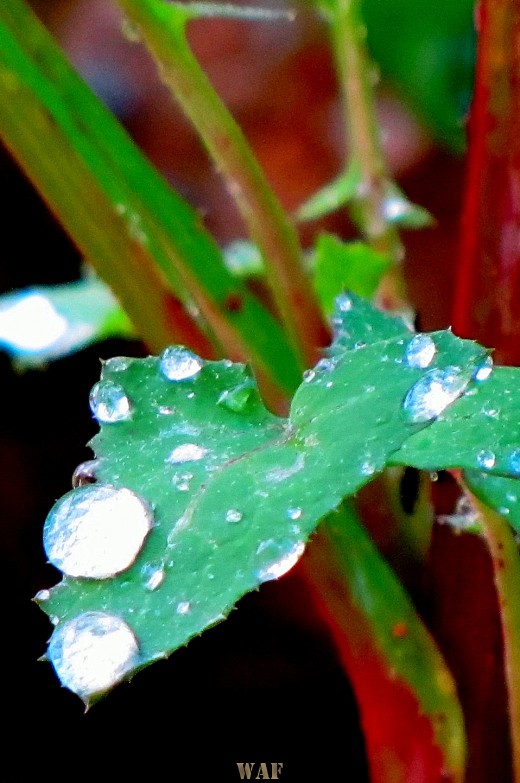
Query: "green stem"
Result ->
[[471, 494, 520, 782], [115, 0, 330, 369], [326, 0, 408, 312]]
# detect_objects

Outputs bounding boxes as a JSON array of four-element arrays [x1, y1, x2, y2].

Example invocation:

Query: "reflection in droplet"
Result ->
[[160, 346, 204, 381], [47, 612, 139, 700], [89, 380, 131, 423], [255, 538, 305, 582], [72, 459, 100, 488], [166, 444, 208, 464], [404, 334, 436, 369], [43, 484, 153, 578], [402, 367, 468, 423]]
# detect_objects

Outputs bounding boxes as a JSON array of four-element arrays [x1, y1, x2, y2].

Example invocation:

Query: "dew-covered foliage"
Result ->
[[37, 295, 520, 703]]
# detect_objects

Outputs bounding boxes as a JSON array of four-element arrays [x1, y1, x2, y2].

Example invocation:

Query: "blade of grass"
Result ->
[[0, 1, 301, 400], [115, 0, 330, 368]]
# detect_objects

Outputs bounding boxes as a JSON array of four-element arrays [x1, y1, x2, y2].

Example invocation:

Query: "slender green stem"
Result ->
[[326, 0, 408, 312], [471, 494, 520, 782], [115, 0, 330, 369]]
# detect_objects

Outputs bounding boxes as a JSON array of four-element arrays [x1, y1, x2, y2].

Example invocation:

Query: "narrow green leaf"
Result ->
[[382, 183, 435, 230], [296, 162, 361, 222], [38, 299, 487, 702], [0, 276, 134, 367], [313, 235, 391, 313]]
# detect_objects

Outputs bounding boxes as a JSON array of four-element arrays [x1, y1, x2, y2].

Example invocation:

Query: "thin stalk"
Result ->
[[471, 494, 520, 782], [116, 0, 330, 369], [327, 0, 408, 312]]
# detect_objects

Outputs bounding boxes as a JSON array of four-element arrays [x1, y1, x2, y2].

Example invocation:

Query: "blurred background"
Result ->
[[1, 0, 475, 778]]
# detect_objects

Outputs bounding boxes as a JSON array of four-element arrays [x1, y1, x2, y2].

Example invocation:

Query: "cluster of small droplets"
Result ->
[[160, 346, 204, 381]]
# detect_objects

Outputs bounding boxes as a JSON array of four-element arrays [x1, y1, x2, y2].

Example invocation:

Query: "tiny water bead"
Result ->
[[303, 369, 316, 383], [176, 601, 191, 615], [286, 507, 302, 520], [89, 380, 131, 423], [337, 293, 353, 312], [43, 484, 154, 579], [103, 356, 132, 373], [509, 449, 520, 475], [404, 334, 436, 369], [225, 508, 243, 523], [474, 356, 493, 382], [72, 459, 100, 488], [141, 563, 166, 592], [476, 449, 496, 470], [160, 346, 204, 381], [402, 366, 468, 424], [166, 444, 208, 464], [255, 538, 306, 582], [48, 612, 139, 700]]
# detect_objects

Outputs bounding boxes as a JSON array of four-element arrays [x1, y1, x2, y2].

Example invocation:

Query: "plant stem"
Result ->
[[116, 0, 330, 369], [327, 0, 408, 313], [470, 494, 520, 782]]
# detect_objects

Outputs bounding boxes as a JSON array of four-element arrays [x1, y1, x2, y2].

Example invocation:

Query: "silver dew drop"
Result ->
[[402, 367, 468, 423], [405, 334, 436, 369], [43, 484, 154, 579], [287, 507, 302, 521], [72, 459, 100, 488], [476, 449, 496, 469], [159, 346, 203, 381], [225, 508, 243, 523], [509, 449, 520, 475], [141, 563, 166, 592], [48, 612, 139, 700], [89, 380, 131, 424], [166, 444, 207, 464], [255, 538, 306, 583], [474, 356, 493, 382], [176, 601, 191, 615]]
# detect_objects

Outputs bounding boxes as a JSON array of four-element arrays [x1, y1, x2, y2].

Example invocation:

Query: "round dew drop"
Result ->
[[255, 538, 306, 582], [48, 612, 139, 700], [43, 484, 154, 579], [72, 459, 100, 488], [89, 380, 131, 424], [474, 356, 493, 382], [476, 449, 496, 470], [404, 334, 436, 369], [160, 346, 203, 381], [225, 508, 243, 523]]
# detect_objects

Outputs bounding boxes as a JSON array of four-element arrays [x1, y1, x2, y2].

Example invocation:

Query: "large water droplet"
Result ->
[[255, 539, 306, 582], [217, 382, 253, 413], [166, 444, 207, 464], [48, 612, 139, 700], [405, 334, 436, 369], [141, 562, 165, 592], [72, 459, 100, 488], [474, 356, 493, 382], [476, 449, 496, 469], [225, 508, 243, 523], [43, 484, 153, 578], [89, 380, 131, 423], [160, 346, 203, 381], [402, 367, 468, 423], [509, 449, 520, 475]]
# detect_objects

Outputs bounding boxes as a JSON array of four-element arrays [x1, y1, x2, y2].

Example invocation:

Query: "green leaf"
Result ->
[[389, 365, 520, 479], [38, 299, 487, 703], [382, 183, 435, 230], [0, 276, 134, 367], [313, 235, 391, 313], [465, 471, 520, 535], [296, 162, 361, 222], [328, 291, 412, 355]]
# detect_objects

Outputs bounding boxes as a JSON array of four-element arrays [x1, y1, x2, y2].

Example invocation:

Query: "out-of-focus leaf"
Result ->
[[296, 162, 361, 222], [465, 471, 520, 535]]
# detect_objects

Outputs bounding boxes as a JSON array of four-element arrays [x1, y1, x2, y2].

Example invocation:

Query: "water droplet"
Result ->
[[287, 507, 302, 520], [72, 459, 100, 488], [255, 539, 306, 582], [34, 589, 51, 602], [43, 484, 153, 578], [403, 367, 468, 423], [89, 380, 131, 424], [405, 334, 436, 369], [337, 293, 353, 312], [172, 472, 193, 491], [141, 563, 165, 592], [217, 382, 253, 413], [265, 453, 305, 483], [474, 356, 493, 381], [476, 449, 496, 469], [103, 356, 132, 373], [509, 449, 520, 475], [354, 340, 366, 350], [225, 508, 243, 523], [47, 612, 139, 700], [483, 407, 499, 418], [166, 444, 207, 464], [506, 491, 518, 503], [303, 369, 315, 383], [360, 461, 376, 477], [160, 346, 203, 381], [158, 405, 176, 415], [315, 358, 335, 373], [176, 601, 191, 615]]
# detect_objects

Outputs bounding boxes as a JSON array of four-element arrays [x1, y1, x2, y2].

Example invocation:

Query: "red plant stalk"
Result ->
[[454, 0, 520, 364]]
